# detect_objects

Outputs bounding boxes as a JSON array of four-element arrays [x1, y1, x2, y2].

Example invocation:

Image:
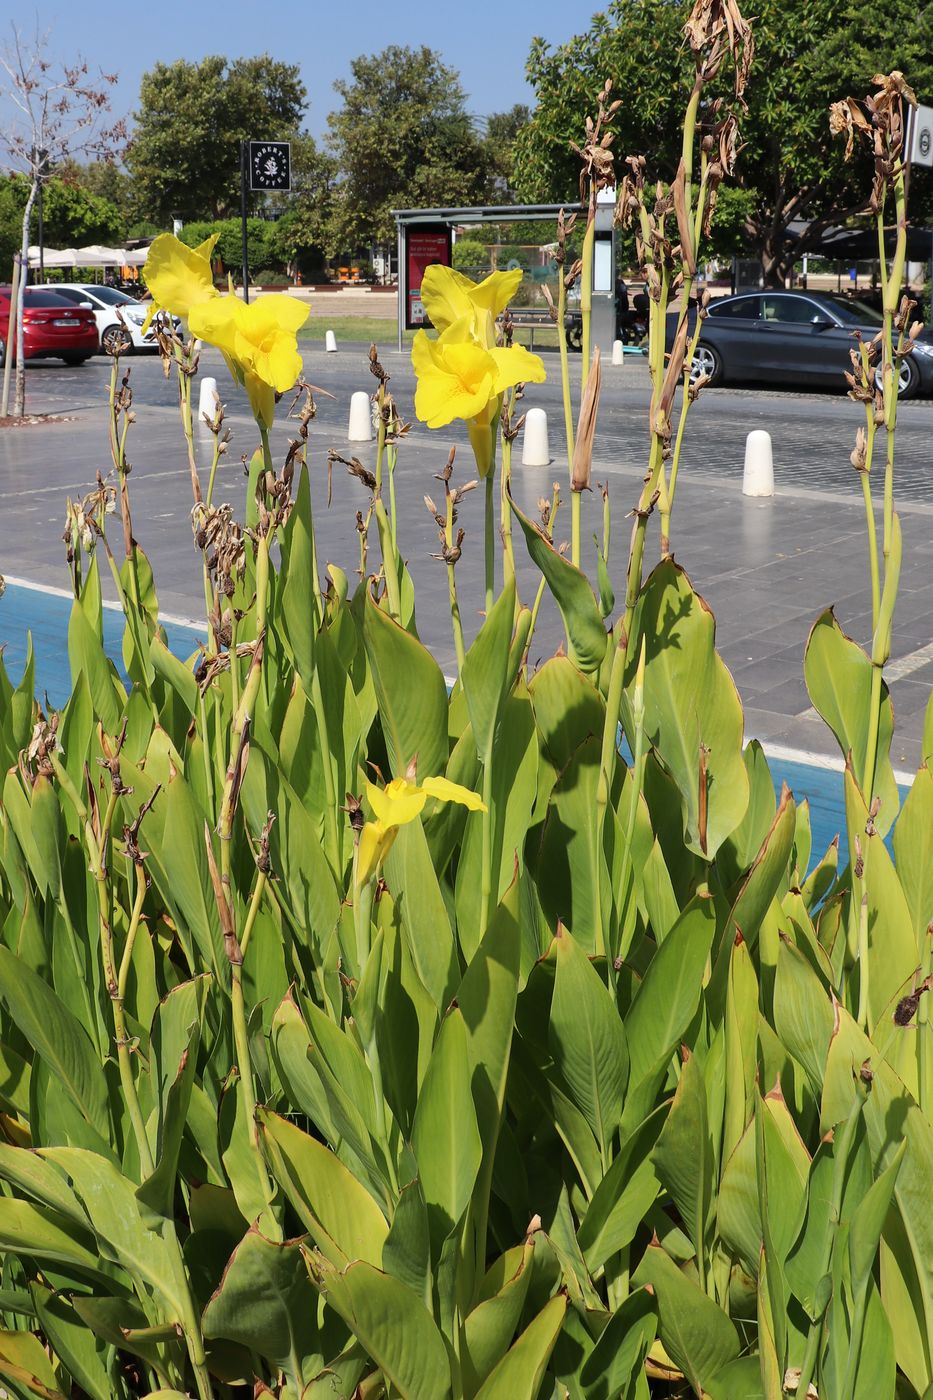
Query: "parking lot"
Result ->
[[3, 343, 933, 770]]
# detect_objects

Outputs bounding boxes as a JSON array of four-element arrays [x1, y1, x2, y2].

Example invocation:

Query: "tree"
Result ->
[[324, 46, 486, 260], [0, 25, 123, 416], [126, 55, 306, 223], [513, 0, 933, 284], [267, 135, 337, 278], [482, 104, 531, 201]]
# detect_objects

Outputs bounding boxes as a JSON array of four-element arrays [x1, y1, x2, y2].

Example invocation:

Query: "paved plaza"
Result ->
[[2, 346, 933, 771]]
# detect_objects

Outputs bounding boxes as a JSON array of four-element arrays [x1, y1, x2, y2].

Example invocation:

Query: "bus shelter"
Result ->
[[392, 200, 617, 353]]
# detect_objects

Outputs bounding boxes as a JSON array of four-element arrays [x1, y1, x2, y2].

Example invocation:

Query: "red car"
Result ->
[[0, 285, 99, 366]]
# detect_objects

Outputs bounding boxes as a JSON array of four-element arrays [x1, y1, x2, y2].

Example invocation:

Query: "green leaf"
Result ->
[[148, 633, 198, 714], [259, 1109, 389, 1268], [384, 815, 458, 1010], [848, 1139, 906, 1302], [510, 491, 608, 671], [625, 895, 717, 1088], [0, 1199, 102, 1277], [461, 574, 515, 759], [202, 1227, 319, 1387], [579, 1287, 657, 1400], [726, 785, 796, 950], [534, 733, 604, 952], [772, 936, 835, 1097], [463, 1239, 535, 1394], [633, 1243, 740, 1394], [548, 927, 627, 1160], [31, 1284, 112, 1400], [280, 463, 317, 688], [382, 1176, 431, 1304], [578, 1105, 666, 1271], [309, 1255, 452, 1400], [652, 1050, 712, 1264], [0, 946, 108, 1139], [0, 1328, 65, 1399], [136, 1015, 200, 1224], [804, 608, 899, 834], [363, 587, 449, 779], [893, 764, 933, 940], [626, 558, 748, 858], [411, 1007, 483, 1248], [472, 1293, 567, 1400]]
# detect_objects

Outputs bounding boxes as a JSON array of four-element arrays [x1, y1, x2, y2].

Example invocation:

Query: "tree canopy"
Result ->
[[126, 55, 306, 222], [514, 0, 933, 282], [324, 45, 486, 255]]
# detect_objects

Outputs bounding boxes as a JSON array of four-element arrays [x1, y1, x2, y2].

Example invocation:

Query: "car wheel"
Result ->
[[61, 355, 91, 366], [875, 355, 919, 400], [691, 341, 723, 386], [101, 324, 131, 355]]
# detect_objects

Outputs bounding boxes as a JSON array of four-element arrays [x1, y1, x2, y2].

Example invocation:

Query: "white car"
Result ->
[[42, 284, 180, 354]]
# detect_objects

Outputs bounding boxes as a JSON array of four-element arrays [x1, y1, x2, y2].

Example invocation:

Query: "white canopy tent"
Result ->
[[26, 244, 151, 269]]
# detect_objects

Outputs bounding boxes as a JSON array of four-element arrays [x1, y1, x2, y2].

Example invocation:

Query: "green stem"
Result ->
[[860, 469, 881, 633], [501, 423, 516, 590], [484, 474, 495, 615], [445, 494, 466, 673], [310, 666, 342, 875], [480, 748, 495, 935]]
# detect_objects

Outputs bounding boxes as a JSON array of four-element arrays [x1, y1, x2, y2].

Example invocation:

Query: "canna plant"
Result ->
[[0, 7, 931, 1400]]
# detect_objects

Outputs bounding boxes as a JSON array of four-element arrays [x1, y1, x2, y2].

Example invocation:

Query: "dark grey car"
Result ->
[[666, 290, 933, 398]]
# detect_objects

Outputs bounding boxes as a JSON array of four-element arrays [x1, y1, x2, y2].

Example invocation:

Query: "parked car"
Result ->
[[41, 283, 180, 353], [0, 286, 99, 365], [666, 289, 933, 398]]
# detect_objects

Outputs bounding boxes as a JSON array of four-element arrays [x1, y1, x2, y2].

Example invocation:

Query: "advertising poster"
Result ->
[[405, 226, 452, 329]]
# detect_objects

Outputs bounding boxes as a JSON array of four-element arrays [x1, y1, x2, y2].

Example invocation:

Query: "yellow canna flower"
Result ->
[[356, 773, 486, 887], [421, 264, 523, 347], [142, 232, 220, 330], [188, 293, 310, 430], [412, 316, 545, 476]]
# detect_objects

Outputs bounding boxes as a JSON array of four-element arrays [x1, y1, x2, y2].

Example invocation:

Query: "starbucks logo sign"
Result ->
[[248, 141, 291, 192]]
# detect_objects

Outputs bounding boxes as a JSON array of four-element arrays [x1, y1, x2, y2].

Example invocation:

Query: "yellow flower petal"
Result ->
[[357, 821, 386, 886], [420, 776, 486, 811], [365, 777, 427, 827], [188, 297, 241, 356], [412, 327, 498, 429], [488, 344, 547, 394], [143, 232, 218, 320], [421, 265, 524, 346]]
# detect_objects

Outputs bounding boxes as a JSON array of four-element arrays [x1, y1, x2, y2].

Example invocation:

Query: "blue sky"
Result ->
[[8, 0, 591, 143]]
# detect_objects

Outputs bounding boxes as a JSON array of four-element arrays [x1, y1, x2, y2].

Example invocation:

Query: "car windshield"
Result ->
[[79, 286, 139, 306], [818, 294, 885, 327]]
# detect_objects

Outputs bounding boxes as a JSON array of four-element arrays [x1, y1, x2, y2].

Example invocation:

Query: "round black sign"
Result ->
[[919, 126, 932, 159], [248, 142, 291, 191]]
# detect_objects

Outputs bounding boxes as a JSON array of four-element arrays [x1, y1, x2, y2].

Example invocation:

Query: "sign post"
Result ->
[[906, 103, 933, 317], [239, 139, 291, 304], [403, 224, 452, 330]]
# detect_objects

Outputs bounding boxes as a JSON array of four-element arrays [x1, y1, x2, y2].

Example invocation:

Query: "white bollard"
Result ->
[[324, 329, 338, 353], [198, 375, 218, 422], [348, 390, 372, 442], [521, 407, 550, 467], [612, 338, 624, 366], [743, 429, 774, 497]]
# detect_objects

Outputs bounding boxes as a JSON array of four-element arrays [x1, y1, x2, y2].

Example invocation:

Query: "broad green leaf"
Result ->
[[68, 564, 124, 735], [726, 785, 796, 950], [0, 1328, 64, 1399], [510, 492, 607, 671], [31, 1284, 112, 1400], [843, 766, 918, 1027], [533, 733, 605, 952], [579, 1287, 656, 1400], [411, 1008, 483, 1248], [280, 463, 317, 688], [202, 1226, 319, 1387], [706, 1356, 765, 1400], [461, 574, 515, 759], [259, 1109, 389, 1268], [382, 1176, 431, 1305], [848, 1139, 906, 1303], [529, 655, 605, 772], [363, 588, 449, 779], [473, 1293, 567, 1400], [626, 559, 748, 858], [0, 1040, 30, 1116], [548, 927, 628, 1159], [463, 1239, 535, 1394], [309, 1255, 452, 1400], [385, 815, 458, 1009], [720, 740, 777, 878], [625, 894, 717, 1087], [633, 1244, 740, 1394], [723, 933, 759, 1166], [893, 764, 933, 940], [578, 1105, 666, 1271], [804, 608, 899, 834], [772, 937, 835, 1097], [652, 1050, 712, 1263], [0, 1199, 102, 1277], [0, 946, 108, 1139], [136, 1015, 200, 1223]]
